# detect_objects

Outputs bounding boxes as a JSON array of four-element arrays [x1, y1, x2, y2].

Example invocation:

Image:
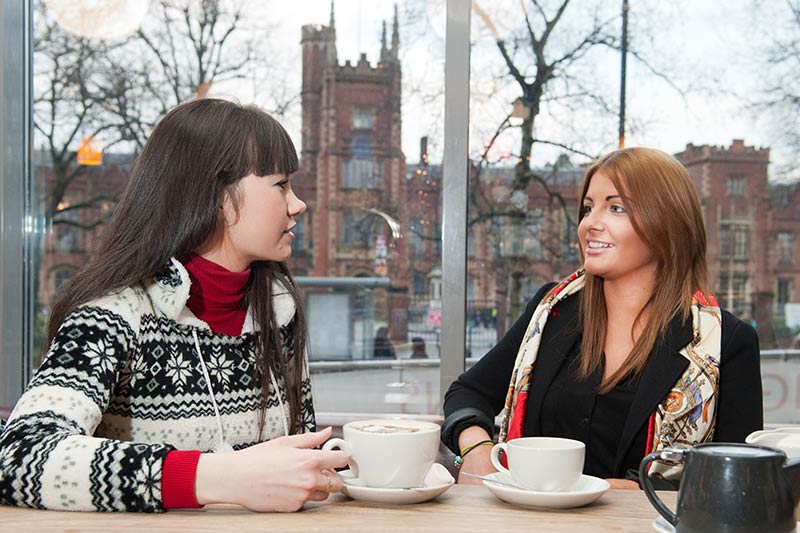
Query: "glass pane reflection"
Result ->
[[30, 0, 444, 415]]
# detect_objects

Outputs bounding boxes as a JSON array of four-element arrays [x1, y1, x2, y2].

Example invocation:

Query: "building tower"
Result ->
[[296, 3, 409, 336]]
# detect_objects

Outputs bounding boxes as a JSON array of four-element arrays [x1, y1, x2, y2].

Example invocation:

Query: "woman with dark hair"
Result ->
[[0, 98, 348, 512], [443, 147, 763, 490]]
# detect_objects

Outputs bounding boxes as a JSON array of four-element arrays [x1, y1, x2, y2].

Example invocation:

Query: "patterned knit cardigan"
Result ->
[[0, 259, 315, 512]]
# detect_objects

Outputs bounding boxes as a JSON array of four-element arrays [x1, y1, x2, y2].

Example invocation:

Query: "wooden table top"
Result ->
[[0, 486, 675, 532]]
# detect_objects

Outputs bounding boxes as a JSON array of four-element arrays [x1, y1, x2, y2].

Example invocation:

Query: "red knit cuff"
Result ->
[[162, 450, 203, 509]]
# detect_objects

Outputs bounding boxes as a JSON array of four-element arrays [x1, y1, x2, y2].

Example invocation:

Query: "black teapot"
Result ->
[[640, 443, 800, 533]]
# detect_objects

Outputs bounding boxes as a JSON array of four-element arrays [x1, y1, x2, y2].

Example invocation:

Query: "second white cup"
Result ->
[[490, 436, 585, 492]]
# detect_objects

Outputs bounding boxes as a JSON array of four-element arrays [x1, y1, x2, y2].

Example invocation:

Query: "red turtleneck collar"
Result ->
[[183, 254, 250, 336]]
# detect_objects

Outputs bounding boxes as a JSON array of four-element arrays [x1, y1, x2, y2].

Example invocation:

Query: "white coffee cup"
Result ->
[[490, 437, 585, 492], [322, 418, 440, 488], [747, 427, 800, 459], [749, 428, 800, 523]]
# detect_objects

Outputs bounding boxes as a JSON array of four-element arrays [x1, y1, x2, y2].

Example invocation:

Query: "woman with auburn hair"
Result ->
[[0, 98, 348, 512], [443, 147, 763, 490]]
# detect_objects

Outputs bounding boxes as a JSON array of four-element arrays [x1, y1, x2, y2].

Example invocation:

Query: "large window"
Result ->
[[727, 175, 747, 196], [777, 278, 791, 313], [777, 232, 793, 263], [342, 157, 379, 189], [353, 108, 374, 130], [6, 0, 447, 417], [492, 215, 543, 259], [341, 211, 375, 246], [721, 225, 751, 261], [734, 229, 749, 260], [720, 225, 730, 258]]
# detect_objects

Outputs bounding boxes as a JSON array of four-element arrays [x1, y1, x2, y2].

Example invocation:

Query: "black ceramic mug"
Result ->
[[640, 443, 800, 533]]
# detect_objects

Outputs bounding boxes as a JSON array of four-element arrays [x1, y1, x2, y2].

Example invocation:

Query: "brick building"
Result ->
[[676, 139, 800, 346], [464, 141, 800, 345], [292, 5, 412, 343], [294, 6, 407, 284], [768, 181, 800, 340], [464, 159, 584, 333], [406, 137, 442, 305], [35, 152, 132, 307]]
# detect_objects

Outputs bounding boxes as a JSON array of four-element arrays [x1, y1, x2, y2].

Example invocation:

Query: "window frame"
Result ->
[[2, 0, 472, 409], [726, 175, 746, 196], [777, 232, 793, 263], [352, 107, 374, 130], [734, 228, 749, 260], [0, 0, 33, 405]]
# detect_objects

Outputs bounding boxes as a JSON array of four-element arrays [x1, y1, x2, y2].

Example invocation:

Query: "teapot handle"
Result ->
[[639, 449, 685, 527]]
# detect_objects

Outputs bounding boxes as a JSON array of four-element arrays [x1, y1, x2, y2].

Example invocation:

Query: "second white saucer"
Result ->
[[483, 472, 610, 509], [651, 516, 800, 533], [339, 468, 454, 505], [651, 516, 674, 533]]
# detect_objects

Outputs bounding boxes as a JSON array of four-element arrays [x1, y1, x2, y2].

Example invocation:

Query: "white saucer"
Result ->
[[651, 516, 673, 533], [482, 472, 610, 509], [652, 516, 800, 532], [338, 468, 454, 505]]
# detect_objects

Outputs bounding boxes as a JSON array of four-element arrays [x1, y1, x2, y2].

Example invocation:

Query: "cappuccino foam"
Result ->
[[356, 424, 420, 434]]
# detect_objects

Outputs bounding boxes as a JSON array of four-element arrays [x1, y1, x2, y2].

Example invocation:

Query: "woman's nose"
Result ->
[[582, 209, 604, 231], [288, 190, 307, 217]]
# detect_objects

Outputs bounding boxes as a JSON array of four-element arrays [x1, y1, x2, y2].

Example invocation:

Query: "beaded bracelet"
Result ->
[[454, 439, 494, 468]]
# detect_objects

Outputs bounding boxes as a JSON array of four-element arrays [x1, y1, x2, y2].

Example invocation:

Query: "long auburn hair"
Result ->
[[576, 147, 710, 393], [47, 98, 308, 435]]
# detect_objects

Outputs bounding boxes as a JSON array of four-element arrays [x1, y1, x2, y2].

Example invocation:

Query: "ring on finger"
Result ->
[[325, 473, 334, 493]]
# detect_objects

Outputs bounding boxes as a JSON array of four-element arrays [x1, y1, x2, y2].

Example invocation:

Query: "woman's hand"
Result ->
[[195, 426, 350, 512], [606, 478, 639, 490], [456, 426, 497, 485]]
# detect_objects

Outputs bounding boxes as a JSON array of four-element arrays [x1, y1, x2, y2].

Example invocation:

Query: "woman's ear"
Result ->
[[219, 190, 239, 226]]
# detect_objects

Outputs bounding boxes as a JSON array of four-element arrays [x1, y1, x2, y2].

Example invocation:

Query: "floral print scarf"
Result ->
[[498, 269, 721, 480]]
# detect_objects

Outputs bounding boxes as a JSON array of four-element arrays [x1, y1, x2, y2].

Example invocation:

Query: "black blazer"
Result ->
[[443, 283, 764, 479]]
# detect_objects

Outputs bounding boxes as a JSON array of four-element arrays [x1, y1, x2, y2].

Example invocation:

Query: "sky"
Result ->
[[252, 0, 795, 180], [43, 0, 796, 180]]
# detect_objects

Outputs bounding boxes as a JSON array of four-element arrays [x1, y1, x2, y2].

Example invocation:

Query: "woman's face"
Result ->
[[578, 171, 656, 285], [214, 173, 306, 271]]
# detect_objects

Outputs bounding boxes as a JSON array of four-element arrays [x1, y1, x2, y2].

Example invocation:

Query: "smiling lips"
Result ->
[[585, 240, 613, 254]]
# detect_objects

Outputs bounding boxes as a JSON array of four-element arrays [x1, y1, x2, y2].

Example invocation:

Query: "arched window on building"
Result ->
[[343, 133, 381, 189]]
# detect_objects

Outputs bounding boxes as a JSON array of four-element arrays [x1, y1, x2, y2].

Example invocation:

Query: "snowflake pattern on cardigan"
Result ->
[[0, 258, 315, 512]]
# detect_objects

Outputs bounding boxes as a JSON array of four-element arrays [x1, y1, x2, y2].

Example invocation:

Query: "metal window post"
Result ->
[[0, 0, 33, 404], [440, 0, 471, 405]]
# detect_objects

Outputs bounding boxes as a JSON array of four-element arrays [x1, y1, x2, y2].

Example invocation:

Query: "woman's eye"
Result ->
[[611, 204, 627, 214], [582, 205, 592, 215], [276, 180, 288, 190]]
